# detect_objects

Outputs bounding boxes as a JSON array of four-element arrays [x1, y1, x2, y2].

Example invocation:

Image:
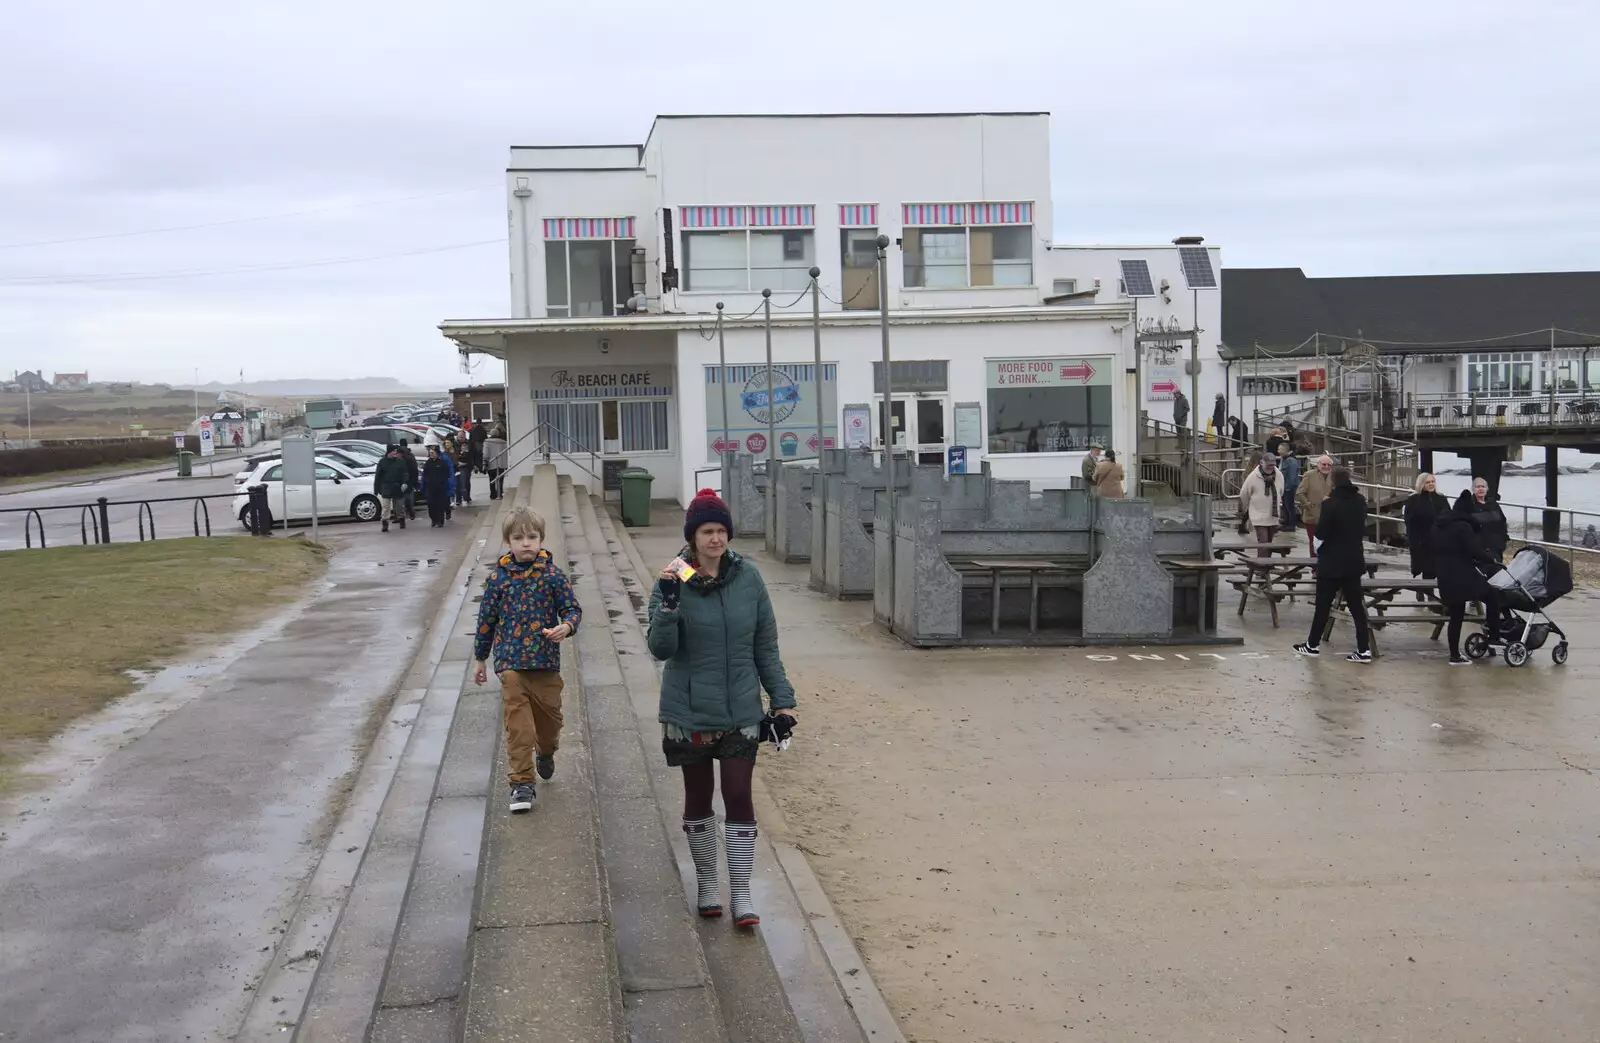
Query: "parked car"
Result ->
[[231, 457, 382, 529], [317, 440, 387, 462], [319, 425, 421, 448], [232, 446, 374, 488]]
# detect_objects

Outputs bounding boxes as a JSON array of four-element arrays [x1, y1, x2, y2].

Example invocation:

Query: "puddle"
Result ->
[[374, 558, 443, 571]]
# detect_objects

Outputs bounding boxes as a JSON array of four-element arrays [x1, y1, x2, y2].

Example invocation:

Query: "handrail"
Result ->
[[23, 508, 45, 548]]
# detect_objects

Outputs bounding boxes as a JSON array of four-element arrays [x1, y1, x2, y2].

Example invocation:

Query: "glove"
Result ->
[[657, 576, 681, 609], [760, 712, 797, 750], [402, 484, 410, 492]]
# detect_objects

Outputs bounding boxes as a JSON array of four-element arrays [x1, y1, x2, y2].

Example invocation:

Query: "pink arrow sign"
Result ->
[[1060, 360, 1097, 384], [1151, 380, 1179, 394]]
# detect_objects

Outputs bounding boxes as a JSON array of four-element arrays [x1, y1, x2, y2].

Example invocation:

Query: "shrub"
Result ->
[[0, 437, 199, 479]]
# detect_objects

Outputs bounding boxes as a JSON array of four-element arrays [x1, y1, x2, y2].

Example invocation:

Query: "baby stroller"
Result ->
[[1463, 546, 1572, 667]]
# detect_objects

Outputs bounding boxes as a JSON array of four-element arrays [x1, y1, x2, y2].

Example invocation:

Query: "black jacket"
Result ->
[[1313, 483, 1368, 580], [1402, 491, 1451, 577], [1212, 398, 1227, 433], [374, 455, 409, 498], [422, 456, 451, 502], [401, 448, 419, 488], [1456, 491, 1508, 560], [1433, 507, 1500, 604]]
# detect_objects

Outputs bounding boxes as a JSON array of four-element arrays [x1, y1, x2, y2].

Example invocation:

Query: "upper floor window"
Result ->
[[839, 206, 881, 311], [680, 205, 816, 293], [901, 202, 1034, 289], [543, 219, 638, 318]]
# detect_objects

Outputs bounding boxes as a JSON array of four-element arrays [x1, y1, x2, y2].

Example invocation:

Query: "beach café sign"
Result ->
[[529, 364, 671, 398]]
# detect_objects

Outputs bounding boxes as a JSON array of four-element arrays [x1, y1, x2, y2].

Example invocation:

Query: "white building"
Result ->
[[441, 113, 1225, 503]]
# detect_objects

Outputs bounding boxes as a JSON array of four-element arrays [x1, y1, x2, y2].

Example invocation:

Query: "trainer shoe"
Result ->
[[1292, 643, 1320, 657], [536, 754, 555, 781], [1347, 650, 1373, 664], [508, 782, 536, 814], [1448, 655, 1471, 666]]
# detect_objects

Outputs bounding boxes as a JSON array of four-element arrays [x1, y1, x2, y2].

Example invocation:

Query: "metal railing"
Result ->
[[503, 420, 604, 487], [0, 492, 232, 549], [1337, 477, 1600, 563], [1397, 392, 1600, 434]]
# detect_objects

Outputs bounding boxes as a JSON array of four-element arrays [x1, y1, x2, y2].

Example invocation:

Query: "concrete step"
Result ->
[[455, 466, 627, 1041], [583, 493, 895, 1043], [238, 487, 516, 1041]]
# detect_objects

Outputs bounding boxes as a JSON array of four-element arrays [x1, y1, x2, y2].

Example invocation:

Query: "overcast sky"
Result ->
[[2, 0, 1595, 387]]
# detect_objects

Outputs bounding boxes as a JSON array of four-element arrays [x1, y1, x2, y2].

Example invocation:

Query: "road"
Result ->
[[0, 508, 487, 1042], [0, 454, 380, 551]]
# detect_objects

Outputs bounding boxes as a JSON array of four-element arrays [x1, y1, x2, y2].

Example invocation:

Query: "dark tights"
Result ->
[[1446, 592, 1502, 657], [682, 758, 755, 822]]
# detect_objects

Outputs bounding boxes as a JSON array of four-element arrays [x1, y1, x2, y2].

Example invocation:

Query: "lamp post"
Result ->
[[877, 235, 895, 625], [763, 288, 776, 539], [810, 266, 824, 462], [716, 302, 729, 460]]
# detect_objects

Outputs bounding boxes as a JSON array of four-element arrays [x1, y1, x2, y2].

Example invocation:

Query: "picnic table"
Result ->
[[1165, 559, 1230, 633], [1228, 556, 1383, 627], [970, 558, 1069, 634], [1318, 576, 1483, 655], [1210, 534, 1297, 559]]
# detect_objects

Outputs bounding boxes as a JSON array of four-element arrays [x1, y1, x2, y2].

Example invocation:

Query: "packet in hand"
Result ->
[[668, 557, 697, 582]]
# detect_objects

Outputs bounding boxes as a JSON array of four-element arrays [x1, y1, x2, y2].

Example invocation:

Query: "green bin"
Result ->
[[618, 468, 654, 527], [177, 450, 193, 477]]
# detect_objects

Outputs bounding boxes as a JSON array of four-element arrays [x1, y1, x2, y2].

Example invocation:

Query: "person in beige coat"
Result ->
[[1092, 449, 1125, 498], [1237, 453, 1284, 556], [1295, 455, 1335, 558]]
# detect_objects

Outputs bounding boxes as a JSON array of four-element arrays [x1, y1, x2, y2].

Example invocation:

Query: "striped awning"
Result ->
[[902, 202, 1034, 227], [543, 217, 636, 239], [839, 204, 878, 227], [680, 205, 815, 229]]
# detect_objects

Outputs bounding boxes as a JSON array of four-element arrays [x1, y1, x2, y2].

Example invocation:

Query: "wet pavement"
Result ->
[[0, 508, 485, 1042], [0, 460, 269, 551], [744, 546, 1600, 1043]]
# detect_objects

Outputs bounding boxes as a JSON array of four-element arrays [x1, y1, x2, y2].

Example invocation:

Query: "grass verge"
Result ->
[[0, 537, 327, 788]]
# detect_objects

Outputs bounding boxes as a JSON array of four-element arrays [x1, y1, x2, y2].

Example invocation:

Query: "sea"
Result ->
[[1429, 449, 1600, 538]]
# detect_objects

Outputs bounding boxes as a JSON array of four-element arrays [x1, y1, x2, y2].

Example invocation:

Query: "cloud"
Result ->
[[1, 0, 1596, 384]]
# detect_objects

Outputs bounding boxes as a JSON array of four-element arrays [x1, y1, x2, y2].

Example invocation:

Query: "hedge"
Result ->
[[0, 437, 199, 480]]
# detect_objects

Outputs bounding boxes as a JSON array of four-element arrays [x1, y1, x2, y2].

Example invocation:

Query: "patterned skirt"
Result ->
[[661, 722, 761, 766]]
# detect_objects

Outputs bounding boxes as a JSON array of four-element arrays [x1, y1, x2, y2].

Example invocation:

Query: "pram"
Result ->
[[1463, 546, 1572, 667]]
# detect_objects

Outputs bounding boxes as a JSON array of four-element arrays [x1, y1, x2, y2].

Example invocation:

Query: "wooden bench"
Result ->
[[1227, 556, 1381, 627], [1319, 576, 1484, 655], [965, 558, 1081, 634]]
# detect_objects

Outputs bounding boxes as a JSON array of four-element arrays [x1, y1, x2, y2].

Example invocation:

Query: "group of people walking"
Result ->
[[470, 489, 795, 931], [372, 423, 511, 532]]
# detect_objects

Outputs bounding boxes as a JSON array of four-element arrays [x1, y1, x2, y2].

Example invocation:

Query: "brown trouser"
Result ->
[[501, 669, 564, 784]]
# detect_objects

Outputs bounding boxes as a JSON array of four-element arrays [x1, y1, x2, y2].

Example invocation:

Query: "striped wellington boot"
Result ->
[[725, 822, 760, 927], [682, 816, 722, 918]]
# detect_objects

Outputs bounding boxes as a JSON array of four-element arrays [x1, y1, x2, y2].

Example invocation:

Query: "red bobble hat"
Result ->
[[684, 487, 733, 545]]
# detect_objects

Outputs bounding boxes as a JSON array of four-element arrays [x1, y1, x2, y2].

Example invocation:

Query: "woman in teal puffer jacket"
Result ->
[[648, 487, 796, 929]]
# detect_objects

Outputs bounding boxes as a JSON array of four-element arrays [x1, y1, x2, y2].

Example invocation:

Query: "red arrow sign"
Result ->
[[1060, 360, 1097, 384], [1151, 380, 1179, 394]]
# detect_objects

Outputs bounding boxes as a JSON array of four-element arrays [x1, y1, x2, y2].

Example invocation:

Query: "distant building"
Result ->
[[12, 370, 50, 393], [303, 399, 357, 430], [53, 372, 89, 390], [450, 383, 506, 426]]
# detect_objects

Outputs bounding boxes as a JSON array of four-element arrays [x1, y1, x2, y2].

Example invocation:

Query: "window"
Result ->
[[264, 465, 284, 481], [315, 463, 340, 481], [1239, 375, 1298, 396], [536, 402, 602, 453], [620, 400, 670, 452], [1466, 352, 1535, 397], [903, 225, 1033, 288], [840, 229, 881, 310], [545, 239, 635, 317], [470, 400, 494, 422], [1051, 279, 1077, 295], [684, 229, 815, 292], [985, 357, 1113, 454]]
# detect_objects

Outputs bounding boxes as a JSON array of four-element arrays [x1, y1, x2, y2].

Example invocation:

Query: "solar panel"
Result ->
[[1119, 259, 1156, 298], [1177, 246, 1217, 289]]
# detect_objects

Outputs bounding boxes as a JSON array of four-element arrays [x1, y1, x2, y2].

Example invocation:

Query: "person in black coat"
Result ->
[[397, 438, 420, 520], [1295, 467, 1373, 662], [1461, 478, 1509, 561], [1402, 473, 1451, 579], [422, 446, 452, 527], [1434, 497, 1505, 664]]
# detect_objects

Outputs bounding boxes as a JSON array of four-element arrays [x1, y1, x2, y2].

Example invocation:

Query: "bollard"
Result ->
[[249, 485, 272, 536], [96, 497, 111, 545]]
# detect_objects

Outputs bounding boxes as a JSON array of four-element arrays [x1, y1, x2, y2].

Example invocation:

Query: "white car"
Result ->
[[232, 447, 374, 488], [232, 457, 383, 529]]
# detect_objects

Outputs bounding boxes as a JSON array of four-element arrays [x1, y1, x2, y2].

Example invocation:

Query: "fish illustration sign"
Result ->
[[705, 363, 838, 459]]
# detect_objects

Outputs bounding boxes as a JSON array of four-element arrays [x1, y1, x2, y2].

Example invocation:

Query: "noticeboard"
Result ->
[[602, 459, 629, 492], [198, 418, 215, 457]]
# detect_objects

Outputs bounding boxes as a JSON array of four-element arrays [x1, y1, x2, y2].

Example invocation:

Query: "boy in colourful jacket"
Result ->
[[473, 507, 582, 813]]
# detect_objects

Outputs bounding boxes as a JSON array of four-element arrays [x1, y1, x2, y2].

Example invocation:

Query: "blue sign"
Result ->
[[947, 445, 967, 474]]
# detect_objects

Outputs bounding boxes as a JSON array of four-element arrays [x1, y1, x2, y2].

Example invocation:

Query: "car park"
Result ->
[[231, 457, 382, 529]]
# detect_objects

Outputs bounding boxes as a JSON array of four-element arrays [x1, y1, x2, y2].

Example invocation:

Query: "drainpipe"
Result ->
[[512, 178, 532, 318]]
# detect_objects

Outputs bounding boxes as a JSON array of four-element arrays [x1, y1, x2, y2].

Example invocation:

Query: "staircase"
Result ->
[[238, 465, 883, 1042]]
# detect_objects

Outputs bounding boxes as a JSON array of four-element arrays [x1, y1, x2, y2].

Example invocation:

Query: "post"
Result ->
[[1188, 321, 1200, 495], [311, 470, 320, 545], [762, 289, 776, 538], [1545, 444, 1561, 544], [876, 234, 895, 623], [810, 266, 824, 462], [96, 497, 111, 545], [1131, 297, 1141, 495], [716, 303, 729, 461], [24, 381, 31, 443]]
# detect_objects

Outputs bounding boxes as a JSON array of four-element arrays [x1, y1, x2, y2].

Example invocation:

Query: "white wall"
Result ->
[[673, 313, 1128, 500], [507, 166, 652, 318], [1042, 245, 1227, 422], [651, 114, 1054, 318]]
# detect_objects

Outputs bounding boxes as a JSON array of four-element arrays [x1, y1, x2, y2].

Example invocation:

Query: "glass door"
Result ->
[[875, 396, 947, 465]]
